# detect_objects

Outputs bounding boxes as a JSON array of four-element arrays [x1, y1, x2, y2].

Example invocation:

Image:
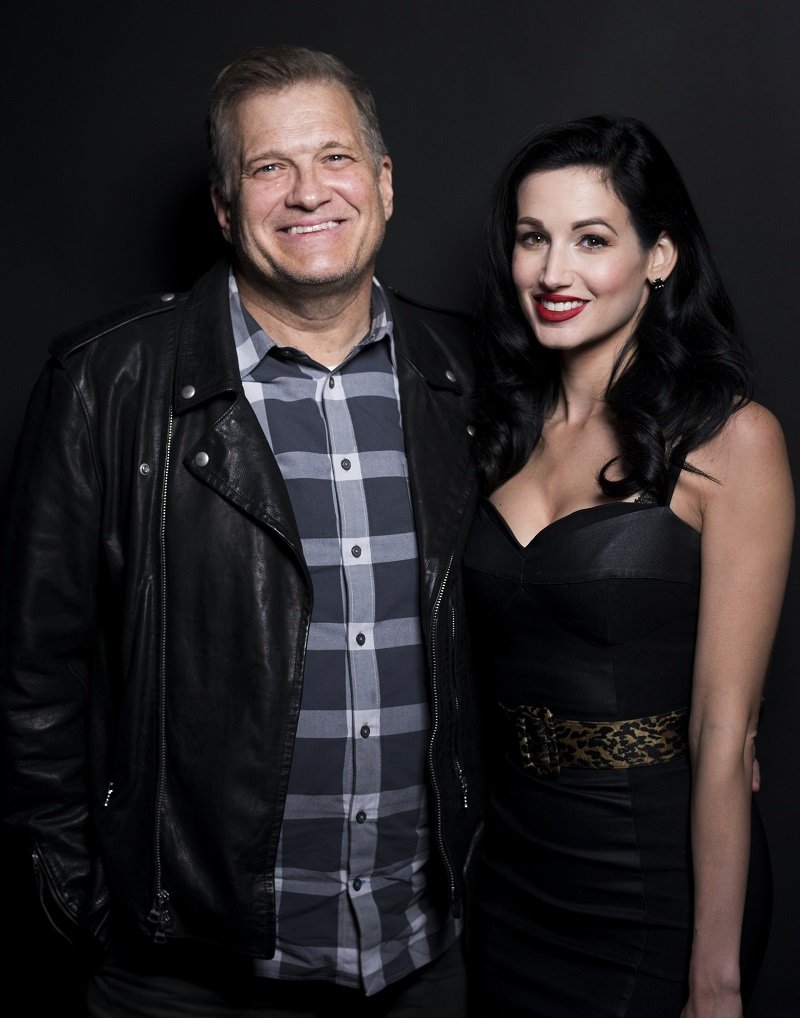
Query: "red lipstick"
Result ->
[[535, 294, 587, 323]]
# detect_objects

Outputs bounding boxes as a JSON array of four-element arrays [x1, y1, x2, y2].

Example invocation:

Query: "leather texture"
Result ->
[[1, 261, 482, 959]]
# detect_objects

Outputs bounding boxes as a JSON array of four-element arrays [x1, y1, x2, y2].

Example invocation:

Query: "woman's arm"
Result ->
[[682, 402, 794, 1017]]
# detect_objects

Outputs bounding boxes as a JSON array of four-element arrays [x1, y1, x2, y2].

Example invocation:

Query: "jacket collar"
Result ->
[[172, 261, 472, 404], [386, 288, 478, 604], [173, 260, 242, 414], [385, 290, 468, 398]]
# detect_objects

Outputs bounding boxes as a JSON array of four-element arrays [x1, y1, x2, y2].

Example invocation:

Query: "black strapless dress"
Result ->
[[464, 498, 771, 1017]]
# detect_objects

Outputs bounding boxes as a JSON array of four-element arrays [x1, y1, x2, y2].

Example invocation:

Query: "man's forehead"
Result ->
[[234, 81, 357, 123], [233, 82, 365, 155]]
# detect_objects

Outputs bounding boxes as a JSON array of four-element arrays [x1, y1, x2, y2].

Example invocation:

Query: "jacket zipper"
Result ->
[[31, 846, 79, 944], [428, 553, 465, 909], [147, 404, 173, 943], [451, 602, 468, 809]]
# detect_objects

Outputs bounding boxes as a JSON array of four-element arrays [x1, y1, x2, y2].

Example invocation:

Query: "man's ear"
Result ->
[[210, 185, 232, 244], [379, 156, 394, 222], [648, 231, 678, 283]]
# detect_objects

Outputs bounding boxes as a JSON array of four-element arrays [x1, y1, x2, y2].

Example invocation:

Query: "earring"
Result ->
[[650, 277, 666, 290]]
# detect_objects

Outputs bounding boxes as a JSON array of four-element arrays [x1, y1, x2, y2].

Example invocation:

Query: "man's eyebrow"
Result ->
[[242, 137, 357, 165]]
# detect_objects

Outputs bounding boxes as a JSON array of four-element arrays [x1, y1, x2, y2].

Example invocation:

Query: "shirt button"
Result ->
[[356, 811, 367, 824], [353, 878, 363, 891], [360, 725, 370, 738], [341, 458, 351, 470], [351, 545, 362, 558], [328, 376, 335, 388], [356, 632, 366, 646]]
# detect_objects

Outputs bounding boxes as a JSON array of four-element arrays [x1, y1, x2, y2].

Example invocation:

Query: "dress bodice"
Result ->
[[463, 499, 701, 720]]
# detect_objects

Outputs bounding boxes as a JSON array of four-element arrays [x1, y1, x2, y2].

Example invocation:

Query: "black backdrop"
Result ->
[[1, 2, 797, 1013]]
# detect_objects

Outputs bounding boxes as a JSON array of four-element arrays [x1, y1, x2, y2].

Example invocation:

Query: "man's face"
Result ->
[[213, 82, 393, 302]]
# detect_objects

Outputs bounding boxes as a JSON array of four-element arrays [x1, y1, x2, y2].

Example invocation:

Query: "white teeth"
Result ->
[[286, 221, 340, 235], [542, 299, 584, 311]]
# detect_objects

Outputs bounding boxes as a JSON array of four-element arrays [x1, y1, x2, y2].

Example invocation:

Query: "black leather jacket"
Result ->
[[0, 262, 482, 959]]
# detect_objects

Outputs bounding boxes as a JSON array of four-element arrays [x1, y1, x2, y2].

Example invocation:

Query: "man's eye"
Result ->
[[254, 164, 279, 175], [326, 153, 350, 163]]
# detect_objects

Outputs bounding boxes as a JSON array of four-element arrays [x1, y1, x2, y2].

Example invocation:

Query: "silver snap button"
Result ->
[[160, 293, 176, 303], [194, 451, 209, 467], [466, 424, 476, 437], [139, 462, 151, 476], [181, 385, 196, 400], [445, 370, 456, 383]]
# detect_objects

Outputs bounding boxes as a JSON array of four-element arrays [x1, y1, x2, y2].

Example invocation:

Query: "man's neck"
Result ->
[[236, 273, 375, 369]]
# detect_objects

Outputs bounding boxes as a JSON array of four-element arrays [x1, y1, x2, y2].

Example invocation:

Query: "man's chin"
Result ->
[[285, 269, 358, 288], [247, 261, 372, 300]]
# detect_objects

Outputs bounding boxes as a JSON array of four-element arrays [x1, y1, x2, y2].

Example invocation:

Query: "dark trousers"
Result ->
[[86, 938, 467, 1018]]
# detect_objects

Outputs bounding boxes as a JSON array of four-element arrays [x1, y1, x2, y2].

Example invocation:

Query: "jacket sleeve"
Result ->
[[0, 357, 110, 943]]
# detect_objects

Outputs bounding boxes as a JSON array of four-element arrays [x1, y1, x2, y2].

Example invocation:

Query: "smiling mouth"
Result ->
[[539, 298, 586, 312], [284, 221, 341, 235], [535, 296, 588, 322]]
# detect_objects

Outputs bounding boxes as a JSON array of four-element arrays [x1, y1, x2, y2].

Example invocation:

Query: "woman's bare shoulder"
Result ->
[[724, 400, 786, 450], [691, 400, 789, 482]]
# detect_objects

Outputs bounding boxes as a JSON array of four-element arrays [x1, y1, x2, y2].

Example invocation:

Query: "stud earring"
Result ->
[[650, 277, 666, 290]]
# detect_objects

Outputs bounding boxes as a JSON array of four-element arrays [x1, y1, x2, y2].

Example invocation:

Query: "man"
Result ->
[[0, 46, 481, 1017]]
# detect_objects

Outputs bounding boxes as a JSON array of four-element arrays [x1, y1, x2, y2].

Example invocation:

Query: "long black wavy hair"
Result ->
[[474, 114, 753, 499]]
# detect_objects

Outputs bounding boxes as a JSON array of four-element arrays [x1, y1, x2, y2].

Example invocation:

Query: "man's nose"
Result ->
[[288, 164, 331, 209]]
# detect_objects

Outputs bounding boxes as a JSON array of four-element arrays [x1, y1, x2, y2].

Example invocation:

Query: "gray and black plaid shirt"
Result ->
[[229, 273, 457, 994]]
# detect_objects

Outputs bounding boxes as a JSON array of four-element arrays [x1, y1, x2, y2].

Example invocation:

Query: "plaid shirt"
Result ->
[[229, 273, 457, 995]]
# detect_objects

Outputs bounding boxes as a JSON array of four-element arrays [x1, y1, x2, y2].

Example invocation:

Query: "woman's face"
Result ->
[[511, 165, 671, 358]]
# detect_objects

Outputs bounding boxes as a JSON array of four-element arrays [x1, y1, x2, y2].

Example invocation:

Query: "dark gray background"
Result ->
[[1, 2, 797, 1013]]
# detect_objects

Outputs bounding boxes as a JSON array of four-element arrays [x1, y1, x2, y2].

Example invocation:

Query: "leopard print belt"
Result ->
[[498, 703, 689, 778]]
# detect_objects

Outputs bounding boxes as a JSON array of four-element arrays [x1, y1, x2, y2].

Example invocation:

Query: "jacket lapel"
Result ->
[[390, 294, 478, 604], [170, 269, 477, 576], [171, 262, 304, 559]]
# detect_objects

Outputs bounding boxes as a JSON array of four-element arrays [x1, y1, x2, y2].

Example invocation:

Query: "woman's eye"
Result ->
[[518, 232, 546, 247], [580, 234, 608, 249]]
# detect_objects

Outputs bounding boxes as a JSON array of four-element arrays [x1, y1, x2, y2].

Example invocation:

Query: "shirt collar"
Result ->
[[229, 269, 394, 379]]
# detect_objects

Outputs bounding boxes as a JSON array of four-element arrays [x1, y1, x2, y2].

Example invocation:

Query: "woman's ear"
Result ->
[[648, 231, 678, 284]]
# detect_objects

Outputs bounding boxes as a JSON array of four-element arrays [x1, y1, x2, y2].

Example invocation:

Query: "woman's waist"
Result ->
[[496, 701, 690, 778]]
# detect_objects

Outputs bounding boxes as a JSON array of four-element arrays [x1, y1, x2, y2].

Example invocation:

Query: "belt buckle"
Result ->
[[515, 705, 560, 778]]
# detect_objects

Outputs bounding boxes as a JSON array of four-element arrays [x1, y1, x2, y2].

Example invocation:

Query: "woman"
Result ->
[[464, 115, 794, 1017]]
